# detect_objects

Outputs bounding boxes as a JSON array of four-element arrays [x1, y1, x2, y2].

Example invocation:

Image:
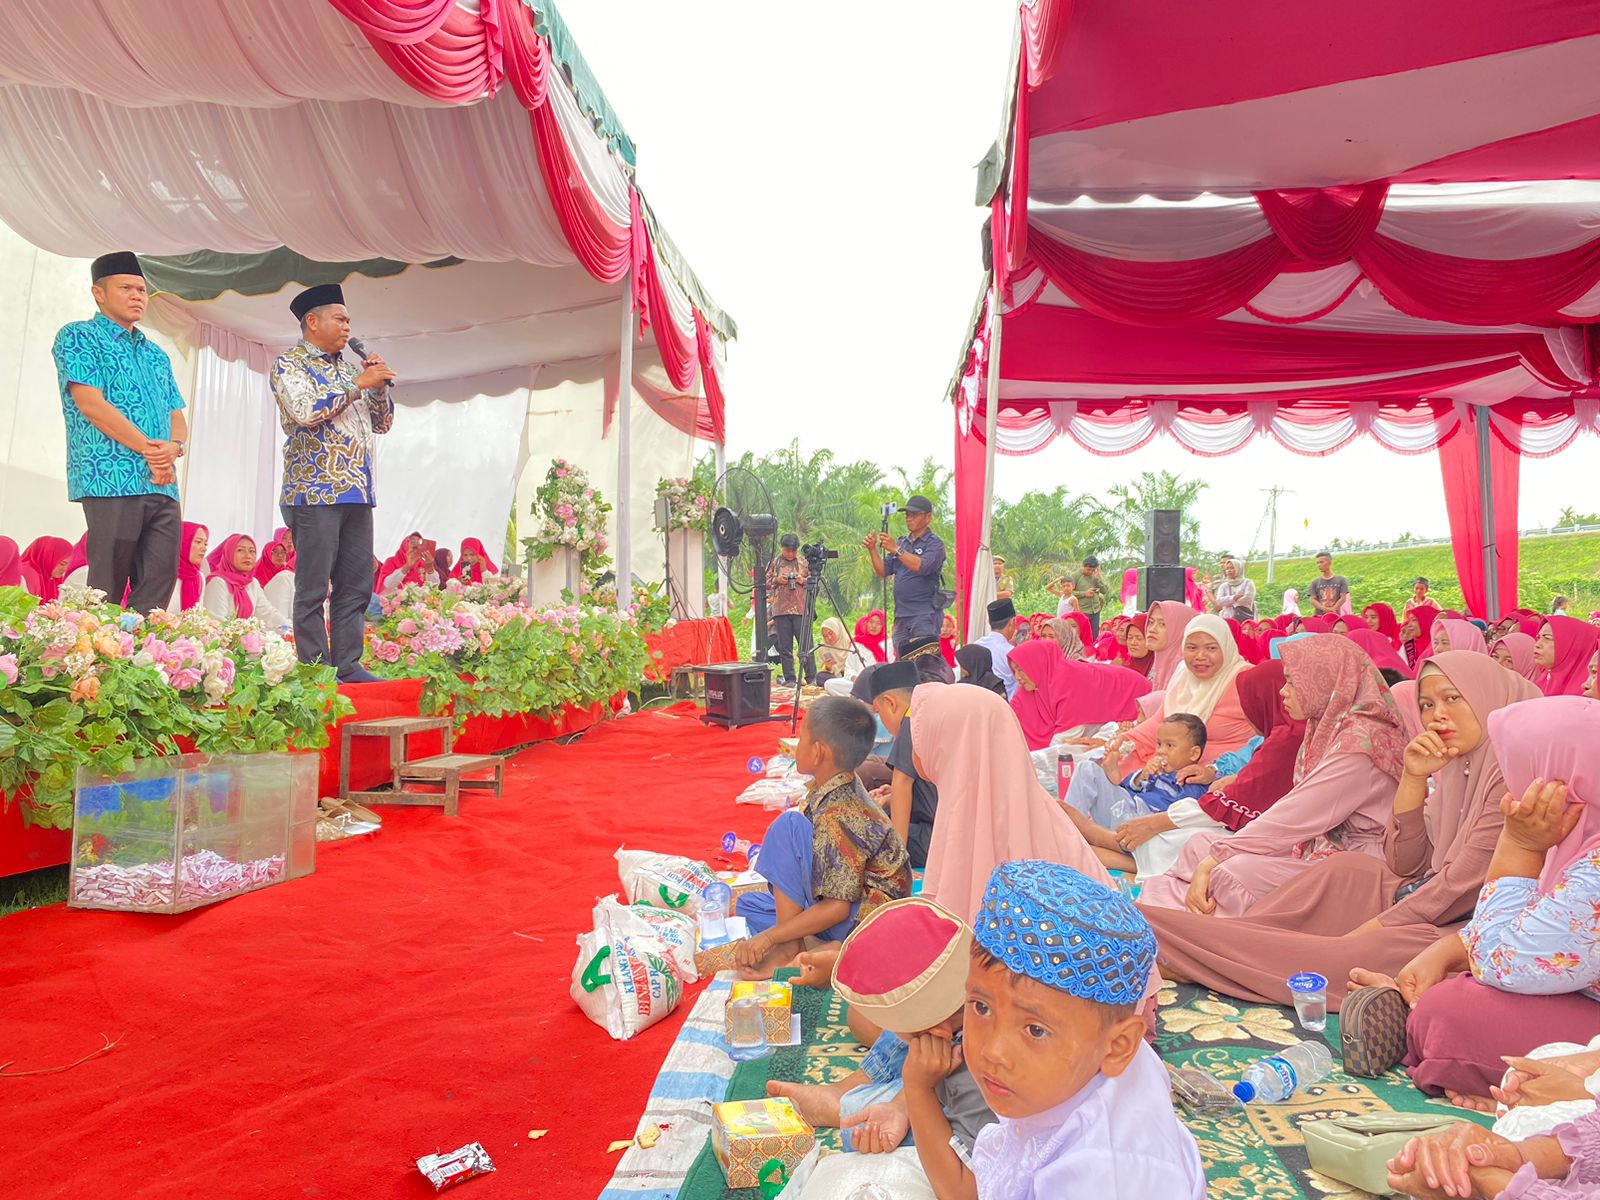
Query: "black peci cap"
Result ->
[[90, 252, 143, 282], [866, 661, 920, 699], [290, 283, 345, 321]]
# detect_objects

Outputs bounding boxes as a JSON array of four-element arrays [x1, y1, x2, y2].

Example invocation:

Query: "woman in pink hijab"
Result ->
[[1345, 695, 1600, 1103], [204, 535, 291, 627], [173, 522, 209, 612], [1534, 614, 1600, 696], [1490, 630, 1541, 682], [1145, 600, 1200, 690], [1008, 638, 1151, 751], [1426, 617, 1488, 659], [909, 681, 1162, 1004], [19, 536, 72, 601]]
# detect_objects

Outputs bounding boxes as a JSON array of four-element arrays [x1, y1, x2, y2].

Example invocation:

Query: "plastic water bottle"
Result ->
[[746, 756, 765, 774], [1232, 1040, 1333, 1103], [721, 832, 761, 863], [700, 881, 734, 941]]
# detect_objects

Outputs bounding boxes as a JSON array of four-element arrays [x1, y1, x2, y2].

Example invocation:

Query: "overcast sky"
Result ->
[[562, 1, 1600, 556]]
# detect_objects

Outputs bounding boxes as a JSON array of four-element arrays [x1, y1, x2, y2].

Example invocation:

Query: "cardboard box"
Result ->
[[710, 1098, 815, 1190], [695, 938, 743, 977], [725, 980, 793, 1044]]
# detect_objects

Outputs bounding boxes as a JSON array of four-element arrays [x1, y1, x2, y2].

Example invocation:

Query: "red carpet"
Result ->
[[1, 706, 786, 1200]]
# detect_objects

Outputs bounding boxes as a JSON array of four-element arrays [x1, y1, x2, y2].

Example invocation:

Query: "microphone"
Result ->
[[347, 336, 394, 392]]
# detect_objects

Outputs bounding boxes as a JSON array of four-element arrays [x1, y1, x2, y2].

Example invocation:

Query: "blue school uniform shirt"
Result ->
[[1117, 769, 1208, 815], [53, 314, 184, 502], [1211, 737, 1263, 780]]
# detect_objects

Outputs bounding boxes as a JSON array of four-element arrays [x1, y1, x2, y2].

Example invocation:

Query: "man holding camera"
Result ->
[[766, 533, 812, 685], [863, 494, 948, 657]]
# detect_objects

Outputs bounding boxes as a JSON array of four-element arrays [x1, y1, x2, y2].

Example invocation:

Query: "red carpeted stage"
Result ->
[[0, 705, 782, 1200]]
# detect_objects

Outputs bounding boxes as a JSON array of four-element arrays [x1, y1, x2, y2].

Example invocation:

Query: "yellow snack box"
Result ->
[[725, 980, 793, 1043], [710, 1098, 815, 1190]]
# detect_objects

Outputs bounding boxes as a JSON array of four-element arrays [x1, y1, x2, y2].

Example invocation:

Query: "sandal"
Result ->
[[1340, 985, 1410, 1077]]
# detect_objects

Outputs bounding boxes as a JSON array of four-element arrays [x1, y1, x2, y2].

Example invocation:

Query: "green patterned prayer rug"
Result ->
[[676, 981, 1490, 1200]]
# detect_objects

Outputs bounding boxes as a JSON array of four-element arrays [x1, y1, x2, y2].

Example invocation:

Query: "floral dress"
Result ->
[[1462, 847, 1600, 1002]]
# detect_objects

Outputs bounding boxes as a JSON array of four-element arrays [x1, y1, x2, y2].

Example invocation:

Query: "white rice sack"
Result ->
[[624, 900, 700, 984], [570, 899, 686, 1040], [615, 847, 720, 916]]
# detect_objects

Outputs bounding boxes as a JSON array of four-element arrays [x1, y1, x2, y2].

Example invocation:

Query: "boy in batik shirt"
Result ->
[[735, 696, 911, 977]]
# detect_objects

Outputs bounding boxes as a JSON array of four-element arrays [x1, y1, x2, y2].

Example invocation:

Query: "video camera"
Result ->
[[802, 540, 839, 564]]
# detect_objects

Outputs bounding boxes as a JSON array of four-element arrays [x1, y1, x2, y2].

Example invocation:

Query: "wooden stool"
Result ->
[[339, 716, 502, 816]]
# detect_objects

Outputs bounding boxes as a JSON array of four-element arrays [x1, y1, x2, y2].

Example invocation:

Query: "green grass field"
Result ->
[[1241, 530, 1600, 616]]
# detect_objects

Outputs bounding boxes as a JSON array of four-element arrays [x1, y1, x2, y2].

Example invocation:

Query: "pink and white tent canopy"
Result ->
[[0, 0, 732, 434], [953, 0, 1600, 630]]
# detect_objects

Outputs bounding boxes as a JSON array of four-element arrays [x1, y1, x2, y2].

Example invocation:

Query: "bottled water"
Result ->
[[1232, 1040, 1333, 1103]]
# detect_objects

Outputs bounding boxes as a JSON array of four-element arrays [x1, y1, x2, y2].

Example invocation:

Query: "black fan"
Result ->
[[713, 466, 778, 662]]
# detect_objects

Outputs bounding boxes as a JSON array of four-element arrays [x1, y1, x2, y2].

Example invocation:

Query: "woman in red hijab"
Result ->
[[939, 612, 958, 668], [1399, 604, 1440, 669], [1121, 613, 1154, 677], [383, 533, 437, 590], [853, 610, 888, 664], [1362, 602, 1403, 650], [19, 536, 73, 601], [1008, 638, 1152, 751], [0, 538, 21, 588], [205, 534, 286, 627], [1225, 617, 1265, 664], [174, 522, 209, 612], [254, 528, 294, 588], [1534, 614, 1600, 696], [378, 531, 423, 591], [452, 538, 498, 584]]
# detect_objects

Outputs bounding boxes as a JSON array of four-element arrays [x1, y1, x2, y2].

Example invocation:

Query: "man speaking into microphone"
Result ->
[[271, 284, 395, 683]]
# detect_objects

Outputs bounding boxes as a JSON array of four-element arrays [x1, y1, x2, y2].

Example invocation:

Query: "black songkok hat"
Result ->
[[290, 283, 346, 321], [866, 661, 920, 699], [90, 252, 143, 282], [987, 598, 1017, 625]]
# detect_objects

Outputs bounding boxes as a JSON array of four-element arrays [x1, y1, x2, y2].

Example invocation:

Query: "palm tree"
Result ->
[[1087, 471, 1208, 563], [990, 488, 1110, 594]]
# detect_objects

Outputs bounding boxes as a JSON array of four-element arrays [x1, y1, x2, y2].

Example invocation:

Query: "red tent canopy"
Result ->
[[954, 0, 1600, 630]]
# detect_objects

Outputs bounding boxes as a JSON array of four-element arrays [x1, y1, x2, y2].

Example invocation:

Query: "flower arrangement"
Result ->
[[653, 476, 714, 533], [367, 580, 651, 720], [525, 459, 612, 575], [0, 586, 350, 830], [588, 581, 672, 634]]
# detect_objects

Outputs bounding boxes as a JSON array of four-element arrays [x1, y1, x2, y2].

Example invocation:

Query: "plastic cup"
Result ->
[[701, 881, 733, 941], [1287, 972, 1328, 1032], [728, 996, 771, 1061]]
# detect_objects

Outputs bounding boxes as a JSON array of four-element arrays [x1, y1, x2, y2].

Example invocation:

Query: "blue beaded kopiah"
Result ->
[[973, 860, 1156, 1007]]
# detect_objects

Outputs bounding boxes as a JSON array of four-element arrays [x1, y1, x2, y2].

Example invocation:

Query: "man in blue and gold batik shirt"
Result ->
[[52, 251, 187, 613], [271, 283, 395, 683]]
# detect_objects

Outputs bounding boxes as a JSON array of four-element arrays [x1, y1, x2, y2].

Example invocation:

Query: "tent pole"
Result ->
[[616, 271, 634, 613], [714, 437, 728, 609], [973, 288, 1002, 643], [1476, 407, 1499, 620]]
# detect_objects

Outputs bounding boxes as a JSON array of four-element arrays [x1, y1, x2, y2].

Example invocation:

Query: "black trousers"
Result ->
[[81, 494, 181, 614], [1088, 611, 1102, 638], [772, 614, 814, 683], [281, 503, 373, 678]]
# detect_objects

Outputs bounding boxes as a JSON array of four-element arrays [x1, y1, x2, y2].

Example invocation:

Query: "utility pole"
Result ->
[[1261, 487, 1291, 584]]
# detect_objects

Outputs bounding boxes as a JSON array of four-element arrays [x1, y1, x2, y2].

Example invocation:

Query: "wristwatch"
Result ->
[[173, 438, 186, 458]]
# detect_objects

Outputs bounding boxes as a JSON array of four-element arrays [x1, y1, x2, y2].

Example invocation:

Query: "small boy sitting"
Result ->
[[735, 696, 910, 978], [966, 861, 1207, 1198], [1060, 714, 1208, 874], [767, 896, 995, 1200]]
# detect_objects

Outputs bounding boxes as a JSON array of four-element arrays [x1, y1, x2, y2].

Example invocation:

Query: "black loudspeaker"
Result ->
[[1140, 566, 1186, 608], [1145, 508, 1181, 566]]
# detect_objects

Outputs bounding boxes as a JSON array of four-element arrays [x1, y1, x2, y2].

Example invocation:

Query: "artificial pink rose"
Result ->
[[70, 675, 100, 703], [555, 469, 567, 478], [0, 654, 17, 685], [168, 667, 204, 690], [477, 630, 494, 651], [406, 653, 419, 666], [397, 618, 419, 636], [241, 632, 264, 656], [583, 489, 594, 500], [218, 657, 236, 686]]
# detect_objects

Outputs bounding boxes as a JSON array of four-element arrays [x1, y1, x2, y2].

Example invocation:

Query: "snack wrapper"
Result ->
[[416, 1142, 495, 1192]]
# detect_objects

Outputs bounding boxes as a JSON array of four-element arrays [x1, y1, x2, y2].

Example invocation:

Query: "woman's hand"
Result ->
[[1387, 1124, 1522, 1200], [1394, 937, 1462, 1006], [1211, 774, 1238, 792], [1501, 778, 1579, 854], [1117, 814, 1176, 851], [1185, 858, 1218, 915], [1493, 1054, 1600, 1109], [734, 932, 773, 969], [1175, 763, 1217, 787], [1403, 730, 1456, 779]]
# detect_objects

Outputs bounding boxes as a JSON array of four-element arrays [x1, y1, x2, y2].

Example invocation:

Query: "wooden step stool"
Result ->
[[339, 715, 504, 818]]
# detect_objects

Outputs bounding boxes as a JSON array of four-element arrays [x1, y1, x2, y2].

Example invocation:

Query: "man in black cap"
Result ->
[[862, 494, 947, 657], [52, 252, 187, 612], [973, 597, 1020, 699], [863, 660, 940, 869], [765, 532, 811, 685], [271, 284, 396, 682]]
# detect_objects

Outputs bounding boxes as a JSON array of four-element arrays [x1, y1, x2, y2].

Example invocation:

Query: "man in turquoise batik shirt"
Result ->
[[52, 251, 187, 614], [271, 283, 395, 683]]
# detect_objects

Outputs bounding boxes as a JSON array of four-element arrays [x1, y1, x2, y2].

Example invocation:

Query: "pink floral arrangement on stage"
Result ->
[[652, 475, 713, 533], [366, 581, 650, 722], [0, 586, 349, 830], [526, 458, 612, 573]]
